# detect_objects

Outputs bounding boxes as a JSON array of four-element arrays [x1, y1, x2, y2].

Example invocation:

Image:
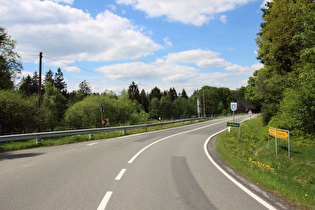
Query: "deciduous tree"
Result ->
[[0, 27, 22, 90]]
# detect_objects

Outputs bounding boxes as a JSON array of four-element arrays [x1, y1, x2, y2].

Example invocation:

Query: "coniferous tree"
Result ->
[[19, 72, 40, 96], [140, 89, 149, 112], [54, 68, 67, 96], [44, 69, 54, 86], [127, 81, 140, 103], [149, 86, 162, 100], [181, 89, 188, 99]]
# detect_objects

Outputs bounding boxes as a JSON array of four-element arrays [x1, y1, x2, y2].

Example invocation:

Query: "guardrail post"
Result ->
[[36, 137, 41, 144], [89, 133, 94, 140], [122, 130, 126, 135]]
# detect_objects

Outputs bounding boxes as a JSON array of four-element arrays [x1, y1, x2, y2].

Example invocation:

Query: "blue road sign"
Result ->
[[230, 102, 237, 111]]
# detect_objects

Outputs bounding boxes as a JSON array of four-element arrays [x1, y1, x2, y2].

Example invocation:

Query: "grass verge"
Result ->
[[0, 119, 201, 153], [216, 117, 315, 209]]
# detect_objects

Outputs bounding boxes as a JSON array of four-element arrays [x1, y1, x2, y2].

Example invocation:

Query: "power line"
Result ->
[[42, 55, 152, 88], [43, 55, 103, 76]]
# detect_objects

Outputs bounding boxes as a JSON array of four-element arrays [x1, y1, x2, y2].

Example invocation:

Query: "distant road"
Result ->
[[0, 116, 289, 209]]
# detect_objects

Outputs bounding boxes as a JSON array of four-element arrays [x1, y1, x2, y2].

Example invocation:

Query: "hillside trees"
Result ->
[[0, 27, 22, 90], [42, 81, 67, 130], [250, 0, 315, 138], [64, 92, 149, 128], [0, 29, 247, 134], [19, 72, 40, 96]]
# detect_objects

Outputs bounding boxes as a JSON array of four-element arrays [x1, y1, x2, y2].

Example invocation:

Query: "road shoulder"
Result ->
[[206, 134, 294, 210]]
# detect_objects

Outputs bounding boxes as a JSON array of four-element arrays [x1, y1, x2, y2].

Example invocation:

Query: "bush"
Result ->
[[0, 90, 40, 134], [64, 93, 149, 128]]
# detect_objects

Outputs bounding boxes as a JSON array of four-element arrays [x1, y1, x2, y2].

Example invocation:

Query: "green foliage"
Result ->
[[42, 81, 67, 129], [64, 92, 149, 128], [270, 64, 315, 138], [192, 86, 232, 116], [217, 118, 315, 208], [78, 79, 92, 96], [250, 0, 315, 140], [128, 81, 140, 103], [19, 72, 40, 96], [0, 90, 39, 134], [0, 27, 22, 90], [149, 97, 160, 119], [160, 95, 173, 119]]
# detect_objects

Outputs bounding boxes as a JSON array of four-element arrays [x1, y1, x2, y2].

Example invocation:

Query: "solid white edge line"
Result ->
[[203, 129, 277, 210], [97, 191, 113, 210], [115, 169, 127, 181], [128, 120, 226, 164]]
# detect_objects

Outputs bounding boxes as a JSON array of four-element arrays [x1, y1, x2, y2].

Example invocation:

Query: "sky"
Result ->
[[1, 0, 269, 95]]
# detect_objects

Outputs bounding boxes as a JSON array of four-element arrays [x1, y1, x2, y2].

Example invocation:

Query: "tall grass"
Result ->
[[216, 117, 315, 209]]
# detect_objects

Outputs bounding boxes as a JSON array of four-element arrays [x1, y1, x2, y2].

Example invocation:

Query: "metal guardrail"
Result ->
[[0, 118, 207, 143]]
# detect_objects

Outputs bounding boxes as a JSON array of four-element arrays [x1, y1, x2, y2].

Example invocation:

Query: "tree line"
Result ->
[[0, 28, 246, 134], [0, 68, 245, 135], [245, 0, 315, 142]]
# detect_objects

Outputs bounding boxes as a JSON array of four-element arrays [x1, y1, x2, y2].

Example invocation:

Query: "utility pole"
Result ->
[[38, 52, 43, 108], [203, 89, 206, 117]]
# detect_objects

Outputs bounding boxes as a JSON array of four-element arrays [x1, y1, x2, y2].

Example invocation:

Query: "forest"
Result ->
[[245, 0, 315, 143], [0, 63, 245, 135], [1, 0, 315, 143]]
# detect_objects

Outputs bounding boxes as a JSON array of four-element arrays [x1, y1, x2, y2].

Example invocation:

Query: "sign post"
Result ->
[[268, 127, 290, 158], [230, 102, 237, 121], [197, 98, 201, 118], [100, 104, 105, 126], [227, 122, 241, 139]]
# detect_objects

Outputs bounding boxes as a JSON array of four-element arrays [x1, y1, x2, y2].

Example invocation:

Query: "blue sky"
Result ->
[[1, 0, 268, 95]]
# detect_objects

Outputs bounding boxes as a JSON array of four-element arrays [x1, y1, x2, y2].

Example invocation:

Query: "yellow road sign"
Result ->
[[268, 127, 289, 140]]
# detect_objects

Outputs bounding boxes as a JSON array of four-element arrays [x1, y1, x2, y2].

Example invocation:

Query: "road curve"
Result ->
[[0, 116, 291, 209]]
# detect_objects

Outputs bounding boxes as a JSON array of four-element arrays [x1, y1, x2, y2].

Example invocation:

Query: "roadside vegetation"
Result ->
[[1, 1, 314, 207], [216, 117, 315, 209], [0, 119, 206, 153]]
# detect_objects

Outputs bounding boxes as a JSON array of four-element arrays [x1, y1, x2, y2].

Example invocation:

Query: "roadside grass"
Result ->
[[216, 117, 315, 209], [0, 119, 200, 153]]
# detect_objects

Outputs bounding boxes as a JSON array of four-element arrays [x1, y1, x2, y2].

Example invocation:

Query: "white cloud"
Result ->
[[96, 49, 262, 93], [163, 50, 231, 68], [197, 58, 230, 68], [225, 63, 263, 75], [108, 4, 117, 12], [219, 15, 227, 24], [49, 0, 74, 4], [163, 37, 173, 47], [0, 0, 162, 63], [116, 0, 254, 26], [165, 49, 220, 64], [64, 66, 81, 73]]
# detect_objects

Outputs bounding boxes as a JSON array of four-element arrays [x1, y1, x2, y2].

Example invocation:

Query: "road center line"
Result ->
[[115, 169, 126, 181], [128, 120, 226, 164], [87, 142, 98, 146], [204, 130, 277, 210], [97, 191, 113, 210]]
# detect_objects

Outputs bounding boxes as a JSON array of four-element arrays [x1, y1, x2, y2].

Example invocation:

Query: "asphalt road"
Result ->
[[0, 116, 291, 210]]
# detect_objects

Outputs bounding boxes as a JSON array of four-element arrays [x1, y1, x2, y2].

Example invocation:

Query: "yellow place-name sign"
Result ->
[[268, 127, 289, 140]]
